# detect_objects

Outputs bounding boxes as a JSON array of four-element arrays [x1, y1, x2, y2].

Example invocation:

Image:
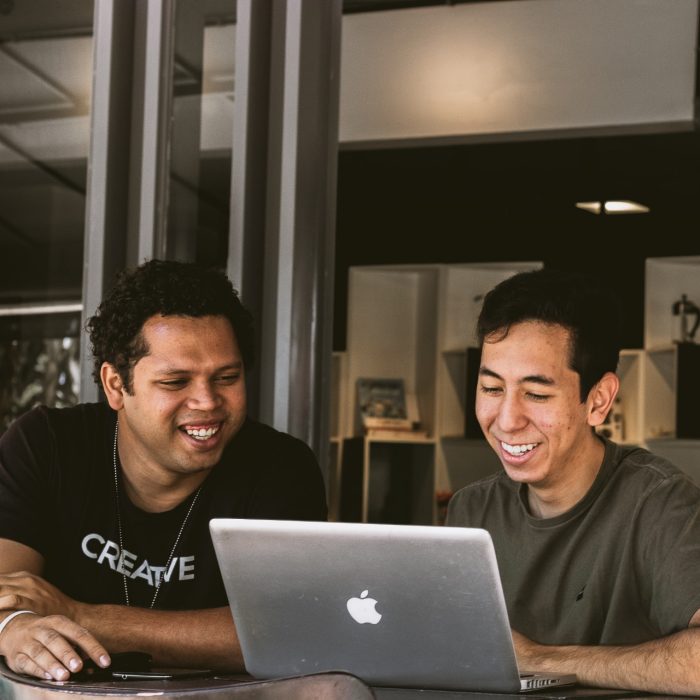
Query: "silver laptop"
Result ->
[[209, 519, 576, 693]]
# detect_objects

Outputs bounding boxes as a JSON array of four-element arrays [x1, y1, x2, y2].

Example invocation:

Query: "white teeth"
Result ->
[[185, 425, 220, 441], [501, 441, 537, 456]]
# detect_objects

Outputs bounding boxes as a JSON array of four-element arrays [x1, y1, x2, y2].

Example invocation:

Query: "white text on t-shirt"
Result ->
[[81, 532, 195, 587]]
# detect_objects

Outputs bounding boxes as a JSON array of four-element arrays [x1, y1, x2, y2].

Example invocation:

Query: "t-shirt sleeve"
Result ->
[[445, 488, 471, 526], [638, 473, 700, 634], [0, 407, 55, 555], [247, 435, 328, 521]]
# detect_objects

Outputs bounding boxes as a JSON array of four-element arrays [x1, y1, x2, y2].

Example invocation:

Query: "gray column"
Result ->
[[130, 0, 176, 264], [80, 0, 135, 402], [165, 1, 205, 263], [229, 0, 342, 478], [228, 0, 274, 420], [269, 0, 342, 458]]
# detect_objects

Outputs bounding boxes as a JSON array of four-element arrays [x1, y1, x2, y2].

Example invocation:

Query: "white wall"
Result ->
[[340, 0, 699, 143]]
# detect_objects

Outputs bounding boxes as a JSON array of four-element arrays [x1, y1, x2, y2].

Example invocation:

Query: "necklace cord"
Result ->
[[112, 418, 202, 609]]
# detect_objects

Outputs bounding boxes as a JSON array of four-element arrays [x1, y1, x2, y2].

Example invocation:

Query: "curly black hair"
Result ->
[[86, 259, 254, 393], [477, 268, 621, 402]]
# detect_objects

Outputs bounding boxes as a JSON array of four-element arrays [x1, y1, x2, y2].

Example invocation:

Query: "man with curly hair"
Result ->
[[0, 260, 327, 681]]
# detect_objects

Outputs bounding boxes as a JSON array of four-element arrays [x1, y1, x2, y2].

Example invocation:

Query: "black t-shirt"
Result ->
[[0, 403, 327, 610]]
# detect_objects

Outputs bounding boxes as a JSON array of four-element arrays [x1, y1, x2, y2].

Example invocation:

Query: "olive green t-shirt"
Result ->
[[446, 439, 700, 646]]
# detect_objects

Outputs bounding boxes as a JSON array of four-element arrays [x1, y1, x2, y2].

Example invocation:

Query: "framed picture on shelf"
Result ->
[[356, 377, 418, 432]]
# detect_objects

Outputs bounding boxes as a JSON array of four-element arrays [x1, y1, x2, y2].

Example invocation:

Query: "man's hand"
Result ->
[[0, 571, 79, 619], [0, 612, 110, 681], [510, 625, 700, 695]]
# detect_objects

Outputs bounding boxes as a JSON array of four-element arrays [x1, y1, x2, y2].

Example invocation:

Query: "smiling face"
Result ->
[[103, 314, 247, 491], [476, 321, 613, 506]]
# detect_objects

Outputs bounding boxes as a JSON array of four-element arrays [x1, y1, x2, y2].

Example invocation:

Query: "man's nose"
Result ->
[[496, 393, 528, 433], [187, 382, 222, 409]]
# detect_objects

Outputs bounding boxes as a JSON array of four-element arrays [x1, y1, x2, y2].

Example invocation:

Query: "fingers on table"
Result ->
[[8, 615, 110, 681]]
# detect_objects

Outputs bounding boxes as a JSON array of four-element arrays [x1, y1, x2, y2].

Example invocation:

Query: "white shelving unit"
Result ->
[[642, 258, 700, 449], [609, 257, 700, 482], [587, 257, 700, 453], [336, 262, 541, 524]]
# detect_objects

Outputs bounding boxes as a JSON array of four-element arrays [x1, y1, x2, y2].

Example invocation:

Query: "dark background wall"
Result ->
[[333, 130, 700, 350]]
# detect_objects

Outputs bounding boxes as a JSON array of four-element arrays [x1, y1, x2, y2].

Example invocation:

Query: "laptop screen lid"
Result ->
[[210, 519, 527, 693]]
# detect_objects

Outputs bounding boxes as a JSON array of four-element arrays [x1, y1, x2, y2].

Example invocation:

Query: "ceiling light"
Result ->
[[575, 201, 602, 214], [576, 200, 650, 215], [603, 200, 650, 214]]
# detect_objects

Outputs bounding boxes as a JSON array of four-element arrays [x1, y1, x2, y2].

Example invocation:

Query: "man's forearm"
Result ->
[[75, 604, 244, 671], [517, 628, 700, 695]]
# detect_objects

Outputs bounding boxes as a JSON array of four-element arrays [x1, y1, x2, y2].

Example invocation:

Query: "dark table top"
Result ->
[[0, 661, 372, 699], [2, 661, 698, 700]]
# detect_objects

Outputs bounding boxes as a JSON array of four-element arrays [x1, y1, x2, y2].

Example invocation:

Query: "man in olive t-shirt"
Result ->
[[446, 269, 700, 695]]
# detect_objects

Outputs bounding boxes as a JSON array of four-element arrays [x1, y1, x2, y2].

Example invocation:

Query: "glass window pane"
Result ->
[[0, 1, 93, 429], [0, 312, 81, 432], [167, 1, 236, 267]]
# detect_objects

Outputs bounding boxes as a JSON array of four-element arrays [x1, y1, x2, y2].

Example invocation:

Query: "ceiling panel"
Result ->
[[0, 47, 74, 115], [0, 0, 93, 40]]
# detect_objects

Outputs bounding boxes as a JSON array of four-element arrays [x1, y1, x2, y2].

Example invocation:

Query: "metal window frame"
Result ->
[[80, 0, 135, 402], [83, 0, 342, 486], [229, 0, 342, 480]]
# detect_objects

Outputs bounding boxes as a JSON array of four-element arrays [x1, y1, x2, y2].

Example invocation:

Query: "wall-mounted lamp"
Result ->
[[576, 200, 650, 215]]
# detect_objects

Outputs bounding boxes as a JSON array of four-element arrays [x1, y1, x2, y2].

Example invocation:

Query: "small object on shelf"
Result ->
[[672, 293, 700, 343], [356, 377, 420, 432]]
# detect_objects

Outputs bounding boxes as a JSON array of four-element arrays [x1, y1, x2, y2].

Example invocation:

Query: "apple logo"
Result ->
[[346, 589, 382, 624]]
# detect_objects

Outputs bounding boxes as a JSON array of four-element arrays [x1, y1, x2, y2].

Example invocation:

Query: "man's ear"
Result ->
[[586, 372, 620, 427], [101, 363, 126, 410]]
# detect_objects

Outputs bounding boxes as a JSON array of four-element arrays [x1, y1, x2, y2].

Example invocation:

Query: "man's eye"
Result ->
[[216, 374, 240, 384], [160, 379, 187, 388], [526, 392, 550, 402], [479, 385, 502, 395]]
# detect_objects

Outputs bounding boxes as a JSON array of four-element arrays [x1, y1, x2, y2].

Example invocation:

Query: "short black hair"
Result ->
[[87, 259, 254, 392], [477, 268, 620, 401]]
